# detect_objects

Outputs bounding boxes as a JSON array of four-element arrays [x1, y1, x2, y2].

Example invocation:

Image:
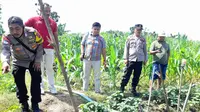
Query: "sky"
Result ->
[[0, 0, 200, 40]]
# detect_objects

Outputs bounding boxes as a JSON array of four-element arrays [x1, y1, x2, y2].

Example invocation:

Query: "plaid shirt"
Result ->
[[81, 33, 106, 61]]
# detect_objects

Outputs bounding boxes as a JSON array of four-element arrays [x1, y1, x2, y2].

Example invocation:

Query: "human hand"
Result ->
[[2, 62, 10, 74], [33, 62, 41, 71]]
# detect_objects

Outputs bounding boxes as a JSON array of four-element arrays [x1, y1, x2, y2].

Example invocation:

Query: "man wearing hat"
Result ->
[[1, 16, 44, 112], [149, 32, 170, 90], [120, 24, 148, 96]]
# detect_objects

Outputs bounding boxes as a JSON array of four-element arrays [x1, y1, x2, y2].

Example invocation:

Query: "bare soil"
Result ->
[[39, 91, 86, 112]]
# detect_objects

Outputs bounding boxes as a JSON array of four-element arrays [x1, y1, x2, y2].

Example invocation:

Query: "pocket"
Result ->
[[30, 43, 37, 50], [130, 42, 136, 48], [12, 45, 29, 59], [139, 42, 144, 49], [12, 65, 19, 76]]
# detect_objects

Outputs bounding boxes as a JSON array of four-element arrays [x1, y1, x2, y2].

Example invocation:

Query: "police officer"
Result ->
[[120, 24, 148, 96], [1, 16, 44, 112]]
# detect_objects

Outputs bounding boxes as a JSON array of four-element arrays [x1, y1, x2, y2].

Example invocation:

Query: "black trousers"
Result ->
[[12, 62, 42, 104], [120, 61, 143, 90]]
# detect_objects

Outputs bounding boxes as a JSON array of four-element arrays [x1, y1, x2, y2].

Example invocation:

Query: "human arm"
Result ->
[[123, 40, 129, 64], [1, 36, 11, 74]]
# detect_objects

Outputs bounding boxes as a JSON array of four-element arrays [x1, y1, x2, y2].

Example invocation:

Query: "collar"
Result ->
[[90, 33, 100, 37], [157, 40, 165, 43], [39, 16, 44, 20], [133, 34, 141, 38], [130, 34, 141, 40], [39, 16, 50, 20]]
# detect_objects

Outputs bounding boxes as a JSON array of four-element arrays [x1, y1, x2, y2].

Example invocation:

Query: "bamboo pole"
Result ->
[[159, 65, 169, 111], [177, 66, 183, 112], [182, 83, 192, 112], [37, 0, 78, 112], [147, 65, 156, 112]]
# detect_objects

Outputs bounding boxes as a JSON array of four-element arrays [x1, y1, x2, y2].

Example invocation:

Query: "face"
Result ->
[[9, 24, 23, 38], [134, 28, 142, 36], [158, 36, 165, 41], [92, 26, 101, 36], [41, 6, 51, 17]]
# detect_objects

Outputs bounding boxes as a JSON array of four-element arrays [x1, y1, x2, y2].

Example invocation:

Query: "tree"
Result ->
[[50, 11, 60, 22], [0, 4, 5, 35]]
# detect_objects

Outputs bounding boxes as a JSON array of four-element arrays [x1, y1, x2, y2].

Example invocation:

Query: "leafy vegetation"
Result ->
[[55, 30, 200, 92], [0, 4, 199, 109], [54, 30, 200, 111], [0, 4, 5, 35], [79, 85, 200, 112]]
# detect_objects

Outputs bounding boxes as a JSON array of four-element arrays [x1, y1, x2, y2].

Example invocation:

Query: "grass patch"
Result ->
[[0, 91, 21, 112], [0, 71, 31, 111], [84, 91, 107, 102]]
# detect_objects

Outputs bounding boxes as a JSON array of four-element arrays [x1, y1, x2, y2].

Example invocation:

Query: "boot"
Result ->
[[21, 102, 30, 112], [32, 103, 40, 112]]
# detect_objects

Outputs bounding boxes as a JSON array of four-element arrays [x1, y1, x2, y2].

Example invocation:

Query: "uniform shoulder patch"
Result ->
[[34, 31, 43, 44], [1, 34, 11, 44], [140, 37, 146, 42]]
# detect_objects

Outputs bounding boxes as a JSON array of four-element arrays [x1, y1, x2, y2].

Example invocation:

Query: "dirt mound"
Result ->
[[40, 91, 85, 112]]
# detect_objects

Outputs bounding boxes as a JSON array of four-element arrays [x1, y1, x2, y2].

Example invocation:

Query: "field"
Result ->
[[0, 30, 200, 111]]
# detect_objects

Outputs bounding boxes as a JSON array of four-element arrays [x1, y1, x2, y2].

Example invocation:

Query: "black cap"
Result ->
[[92, 22, 101, 28], [134, 24, 143, 30], [8, 16, 24, 27]]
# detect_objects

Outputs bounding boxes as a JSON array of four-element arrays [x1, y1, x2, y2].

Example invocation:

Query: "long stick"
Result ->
[[37, 1, 78, 112], [159, 65, 169, 111], [177, 67, 183, 112], [182, 82, 192, 112], [147, 65, 155, 112]]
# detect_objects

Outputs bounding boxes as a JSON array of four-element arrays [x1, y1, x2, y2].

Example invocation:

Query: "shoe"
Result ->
[[49, 87, 57, 94], [95, 91, 102, 94], [32, 103, 40, 112], [120, 86, 125, 93], [131, 89, 140, 97], [21, 102, 30, 112]]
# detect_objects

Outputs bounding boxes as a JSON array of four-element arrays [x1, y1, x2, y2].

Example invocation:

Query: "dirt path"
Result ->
[[39, 91, 85, 112]]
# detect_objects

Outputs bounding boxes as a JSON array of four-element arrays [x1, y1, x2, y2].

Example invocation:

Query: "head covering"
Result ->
[[134, 24, 143, 30], [8, 16, 24, 27], [158, 32, 166, 37]]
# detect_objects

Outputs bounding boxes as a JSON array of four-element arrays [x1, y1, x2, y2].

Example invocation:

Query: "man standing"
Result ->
[[1, 16, 43, 112], [149, 32, 170, 90], [25, 3, 58, 94], [80, 22, 106, 93], [120, 24, 148, 96]]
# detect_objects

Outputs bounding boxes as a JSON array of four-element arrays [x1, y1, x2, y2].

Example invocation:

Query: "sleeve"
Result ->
[[24, 17, 34, 27], [53, 21, 58, 33], [34, 31, 44, 63], [123, 39, 129, 60], [143, 39, 148, 61], [1, 36, 11, 64], [101, 38, 106, 49], [81, 33, 88, 45], [149, 42, 155, 52], [168, 44, 170, 53]]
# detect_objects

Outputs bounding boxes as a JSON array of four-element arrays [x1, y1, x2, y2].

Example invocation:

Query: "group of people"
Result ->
[[81, 23, 170, 97], [0, 3, 170, 112], [1, 3, 57, 112]]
